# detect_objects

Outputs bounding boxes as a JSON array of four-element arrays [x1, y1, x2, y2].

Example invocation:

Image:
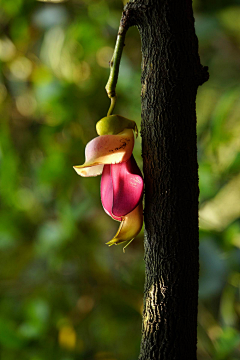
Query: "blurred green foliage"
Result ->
[[0, 0, 240, 359]]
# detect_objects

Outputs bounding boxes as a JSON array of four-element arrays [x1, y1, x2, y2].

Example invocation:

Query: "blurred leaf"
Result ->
[[210, 89, 240, 151], [199, 239, 227, 299], [0, 318, 25, 349], [200, 173, 240, 231], [218, 6, 240, 38], [214, 327, 240, 360], [220, 283, 238, 327]]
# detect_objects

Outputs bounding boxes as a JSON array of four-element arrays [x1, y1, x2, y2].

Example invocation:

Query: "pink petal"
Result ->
[[73, 129, 134, 177], [111, 155, 144, 217], [101, 165, 121, 221], [101, 155, 143, 220]]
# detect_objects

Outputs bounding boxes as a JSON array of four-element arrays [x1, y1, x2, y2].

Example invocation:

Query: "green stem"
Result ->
[[105, 24, 127, 115], [123, 238, 134, 253], [107, 96, 117, 116]]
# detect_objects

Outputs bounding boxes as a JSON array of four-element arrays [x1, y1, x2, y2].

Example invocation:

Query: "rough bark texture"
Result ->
[[123, 1, 209, 359]]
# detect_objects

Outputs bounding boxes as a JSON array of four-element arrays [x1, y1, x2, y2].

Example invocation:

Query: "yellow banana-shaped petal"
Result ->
[[106, 202, 143, 247], [73, 129, 134, 177]]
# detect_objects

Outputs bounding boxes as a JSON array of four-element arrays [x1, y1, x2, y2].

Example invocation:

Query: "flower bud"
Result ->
[[96, 115, 138, 137]]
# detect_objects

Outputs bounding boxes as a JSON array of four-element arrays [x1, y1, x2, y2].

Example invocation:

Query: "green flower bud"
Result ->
[[96, 115, 138, 137]]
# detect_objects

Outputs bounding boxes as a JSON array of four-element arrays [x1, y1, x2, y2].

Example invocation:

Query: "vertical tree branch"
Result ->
[[107, 0, 208, 358], [122, 0, 208, 359]]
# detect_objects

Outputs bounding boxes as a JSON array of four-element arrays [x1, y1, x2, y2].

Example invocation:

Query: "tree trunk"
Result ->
[[123, 1, 209, 359]]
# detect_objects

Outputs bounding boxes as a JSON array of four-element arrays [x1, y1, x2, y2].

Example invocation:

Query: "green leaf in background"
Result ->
[[214, 327, 240, 360], [0, 318, 25, 349]]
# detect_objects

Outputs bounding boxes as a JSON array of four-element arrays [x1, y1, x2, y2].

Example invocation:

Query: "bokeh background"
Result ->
[[0, 0, 240, 359]]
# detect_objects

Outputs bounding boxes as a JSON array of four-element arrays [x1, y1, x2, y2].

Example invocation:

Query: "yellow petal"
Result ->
[[106, 202, 143, 247], [73, 129, 134, 177]]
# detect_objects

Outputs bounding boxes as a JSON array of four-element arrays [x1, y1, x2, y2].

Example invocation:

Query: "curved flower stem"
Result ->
[[107, 96, 117, 116], [105, 24, 127, 115]]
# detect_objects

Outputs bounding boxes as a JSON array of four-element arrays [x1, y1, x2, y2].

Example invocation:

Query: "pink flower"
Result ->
[[74, 128, 143, 248]]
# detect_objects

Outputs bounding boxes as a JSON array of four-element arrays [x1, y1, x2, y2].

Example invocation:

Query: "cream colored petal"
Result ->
[[106, 202, 143, 246], [73, 164, 104, 177], [73, 129, 134, 177]]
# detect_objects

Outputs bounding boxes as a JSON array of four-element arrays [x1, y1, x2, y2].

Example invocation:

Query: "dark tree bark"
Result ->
[[121, 1, 209, 359]]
